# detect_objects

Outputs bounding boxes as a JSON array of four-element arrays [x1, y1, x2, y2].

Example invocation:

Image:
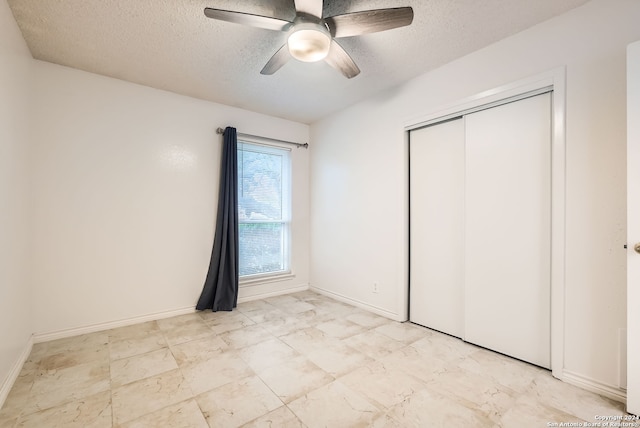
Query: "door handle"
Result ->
[[635, 243, 640, 254]]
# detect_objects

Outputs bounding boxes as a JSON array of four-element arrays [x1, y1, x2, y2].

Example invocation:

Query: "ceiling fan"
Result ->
[[204, 0, 414, 79]]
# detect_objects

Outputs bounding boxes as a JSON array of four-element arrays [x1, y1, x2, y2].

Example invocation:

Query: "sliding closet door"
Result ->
[[409, 118, 464, 338], [464, 93, 551, 368]]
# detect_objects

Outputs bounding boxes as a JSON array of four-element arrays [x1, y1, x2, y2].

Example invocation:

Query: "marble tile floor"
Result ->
[[0, 290, 628, 427]]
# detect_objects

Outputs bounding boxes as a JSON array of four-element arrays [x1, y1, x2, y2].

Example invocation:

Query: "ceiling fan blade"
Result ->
[[324, 41, 360, 79], [294, 0, 324, 19], [326, 7, 414, 38], [204, 8, 292, 32], [261, 44, 291, 75]]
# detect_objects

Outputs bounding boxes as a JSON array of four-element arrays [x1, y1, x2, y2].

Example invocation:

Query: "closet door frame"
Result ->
[[404, 68, 566, 380]]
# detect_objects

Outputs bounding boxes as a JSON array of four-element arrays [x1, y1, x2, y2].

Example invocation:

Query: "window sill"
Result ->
[[239, 271, 295, 288]]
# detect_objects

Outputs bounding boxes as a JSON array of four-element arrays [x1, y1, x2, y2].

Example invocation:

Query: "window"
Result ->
[[238, 141, 291, 278]]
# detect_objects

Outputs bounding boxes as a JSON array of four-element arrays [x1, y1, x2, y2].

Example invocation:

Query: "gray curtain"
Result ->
[[196, 127, 239, 311]]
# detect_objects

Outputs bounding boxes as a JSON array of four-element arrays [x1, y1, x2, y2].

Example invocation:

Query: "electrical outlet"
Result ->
[[373, 282, 379, 293]]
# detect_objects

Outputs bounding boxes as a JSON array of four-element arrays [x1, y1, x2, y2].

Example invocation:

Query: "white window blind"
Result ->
[[237, 141, 291, 278]]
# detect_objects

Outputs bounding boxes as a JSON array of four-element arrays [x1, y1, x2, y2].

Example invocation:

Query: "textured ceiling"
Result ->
[[7, 0, 589, 124]]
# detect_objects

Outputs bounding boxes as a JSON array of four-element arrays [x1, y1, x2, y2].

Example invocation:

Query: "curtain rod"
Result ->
[[216, 127, 308, 149]]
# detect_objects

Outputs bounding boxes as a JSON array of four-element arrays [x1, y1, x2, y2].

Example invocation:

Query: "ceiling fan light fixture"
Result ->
[[287, 24, 331, 62], [204, 4, 414, 78]]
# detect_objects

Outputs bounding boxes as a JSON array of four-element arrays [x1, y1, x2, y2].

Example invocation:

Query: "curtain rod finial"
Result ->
[[216, 127, 225, 135]]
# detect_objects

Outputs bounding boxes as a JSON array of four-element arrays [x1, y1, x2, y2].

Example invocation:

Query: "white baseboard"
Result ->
[[238, 285, 309, 303], [33, 285, 313, 343], [309, 286, 401, 321], [33, 306, 197, 343], [0, 335, 33, 410], [563, 369, 627, 404]]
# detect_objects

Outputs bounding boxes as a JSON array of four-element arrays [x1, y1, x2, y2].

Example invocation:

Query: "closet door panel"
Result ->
[[464, 93, 552, 368], [409, 118, 465, 338]]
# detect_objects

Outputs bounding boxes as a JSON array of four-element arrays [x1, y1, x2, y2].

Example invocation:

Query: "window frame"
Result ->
[[236, 139, 292, 284]]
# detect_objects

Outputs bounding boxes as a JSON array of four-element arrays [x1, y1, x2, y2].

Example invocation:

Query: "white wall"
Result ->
[[30, 61, 309, 336], [310, 0, 639, 393], [0, 0, 33, 400]]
